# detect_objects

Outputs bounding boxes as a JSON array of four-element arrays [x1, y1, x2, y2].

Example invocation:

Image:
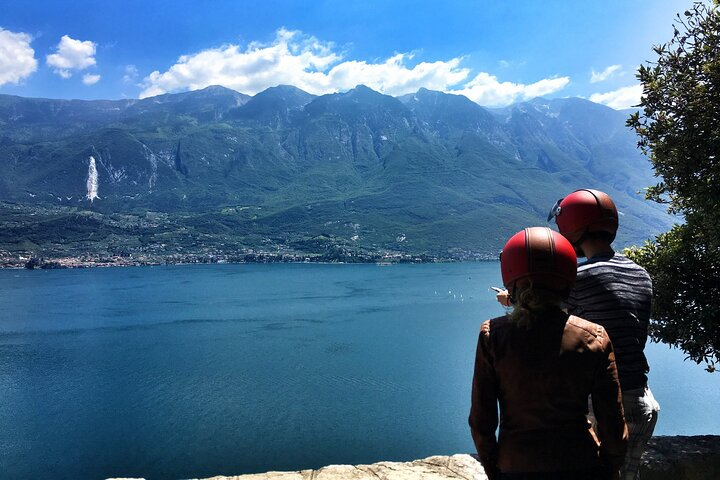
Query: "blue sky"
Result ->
[[0, 0, 697, 109]]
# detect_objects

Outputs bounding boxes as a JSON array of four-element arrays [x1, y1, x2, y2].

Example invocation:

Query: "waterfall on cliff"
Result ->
[[86, 156, 99, 202]]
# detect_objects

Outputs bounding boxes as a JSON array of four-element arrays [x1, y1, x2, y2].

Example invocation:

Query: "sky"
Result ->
[[0, 0, 699, 109]]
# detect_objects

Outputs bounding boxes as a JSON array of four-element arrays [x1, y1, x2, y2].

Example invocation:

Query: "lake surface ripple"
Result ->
[[0, 264, 717, 480]]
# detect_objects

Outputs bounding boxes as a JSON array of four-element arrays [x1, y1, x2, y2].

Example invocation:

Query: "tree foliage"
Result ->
[[626, 1, 720, 371]]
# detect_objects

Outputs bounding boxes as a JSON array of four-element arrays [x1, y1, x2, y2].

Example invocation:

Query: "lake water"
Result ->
[[0, 263, 717, 480]]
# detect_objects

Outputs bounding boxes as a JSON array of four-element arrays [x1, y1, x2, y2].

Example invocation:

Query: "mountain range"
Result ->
[[0, 84, 671, 263]]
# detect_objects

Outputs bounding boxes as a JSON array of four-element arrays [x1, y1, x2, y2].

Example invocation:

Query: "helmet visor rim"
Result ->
[[547, 198, 564, 222]]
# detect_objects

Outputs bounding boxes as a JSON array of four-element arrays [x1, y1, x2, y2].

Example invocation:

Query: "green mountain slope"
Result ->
[[0, 85, 671, 262]]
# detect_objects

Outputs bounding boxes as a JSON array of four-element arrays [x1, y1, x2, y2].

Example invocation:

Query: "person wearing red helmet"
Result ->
[[547, 189, 660, 480], [547, 189, 619, 250], [470, 227, 627, 480]]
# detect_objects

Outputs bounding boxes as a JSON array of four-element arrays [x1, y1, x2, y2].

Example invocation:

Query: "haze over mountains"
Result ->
[[0, 85, 670, 262]]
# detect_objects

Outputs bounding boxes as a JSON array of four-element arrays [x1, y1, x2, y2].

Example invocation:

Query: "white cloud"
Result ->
[[447, 72, 570, 107], [589, 84, 642, 109], [139, 28, 469, 99], [0, 28, 38, 85], [497, 59, 526, 70], [122, 64, 138, 84], [590, 64, 622, 83], [138, 28, 570, 107], [321, 54, 470, 97], [82, 73, 101, 85], [46, 35, 97, 78]]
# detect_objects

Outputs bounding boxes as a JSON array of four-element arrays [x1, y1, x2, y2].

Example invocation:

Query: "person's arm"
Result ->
[[591, 327, 628, 478], [468, 320, 500, 480], [495, 289, 511, 307]]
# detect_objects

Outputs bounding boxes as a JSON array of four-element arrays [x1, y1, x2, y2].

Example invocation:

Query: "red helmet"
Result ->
[[501, 227, 577, 296], [547, 189, 618, 245]]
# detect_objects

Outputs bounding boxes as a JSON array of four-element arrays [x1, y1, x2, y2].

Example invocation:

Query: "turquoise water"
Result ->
[[0, 263, 717, 480]]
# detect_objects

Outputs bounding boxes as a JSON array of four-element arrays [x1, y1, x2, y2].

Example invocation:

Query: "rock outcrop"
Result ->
[[640, 435, 720, 480], [204, 455, 485, 480], [107, 435, 720, 480]]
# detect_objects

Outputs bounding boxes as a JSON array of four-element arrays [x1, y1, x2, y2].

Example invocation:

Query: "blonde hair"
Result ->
[[508, 284, 565, 327]]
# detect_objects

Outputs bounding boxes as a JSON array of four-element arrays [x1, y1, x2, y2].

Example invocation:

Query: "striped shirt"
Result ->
[[563, 252, 652, 391]]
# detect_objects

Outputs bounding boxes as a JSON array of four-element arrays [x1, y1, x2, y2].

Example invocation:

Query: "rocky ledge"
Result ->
[[203, 454, 483, 480], [108, 435, 720, 480], [640, 435, 720, 480]]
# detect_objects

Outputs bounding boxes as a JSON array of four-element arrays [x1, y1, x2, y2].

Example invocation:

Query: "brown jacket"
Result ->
[[469, 312, 627, 480]]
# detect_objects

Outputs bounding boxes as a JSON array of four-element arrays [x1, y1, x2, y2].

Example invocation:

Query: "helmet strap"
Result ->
[[573, 230, 588, 247]]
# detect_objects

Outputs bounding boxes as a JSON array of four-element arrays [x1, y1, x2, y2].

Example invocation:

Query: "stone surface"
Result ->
[[107, 436, 720, 480], [199, 454, 486, 480], [640, 435, 720, 480]]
